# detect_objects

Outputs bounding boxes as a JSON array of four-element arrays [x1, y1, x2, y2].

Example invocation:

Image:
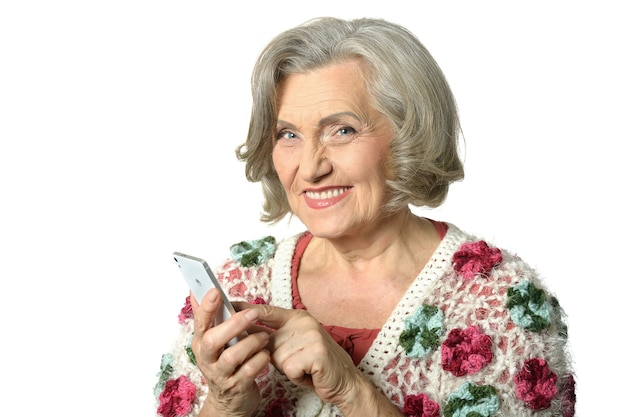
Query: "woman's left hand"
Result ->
[[233, 302, 367, 409]]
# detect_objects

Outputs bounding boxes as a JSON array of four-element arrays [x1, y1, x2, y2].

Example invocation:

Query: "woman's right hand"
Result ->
[[190, 288, 271, 417]]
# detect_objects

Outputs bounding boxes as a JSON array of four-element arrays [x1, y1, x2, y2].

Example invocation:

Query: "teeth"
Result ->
[[305, 188, 348, 200]]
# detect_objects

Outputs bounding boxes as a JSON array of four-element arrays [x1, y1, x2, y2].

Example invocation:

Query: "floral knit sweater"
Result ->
[[154, 223, 576, 417]]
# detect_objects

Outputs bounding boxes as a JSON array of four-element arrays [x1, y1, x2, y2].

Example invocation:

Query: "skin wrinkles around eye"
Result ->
[[320, 124, 358, 145], [274, 120, 301, 147], [275, 111, 371, 148], [275, 130, 298, 142], [319, 110, 384, 146]]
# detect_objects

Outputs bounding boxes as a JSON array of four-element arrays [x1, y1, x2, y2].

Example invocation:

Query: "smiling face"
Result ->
[[271, 60, 396, 239]]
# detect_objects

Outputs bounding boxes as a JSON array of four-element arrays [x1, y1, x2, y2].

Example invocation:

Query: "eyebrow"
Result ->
[[318, 111, 362, 127], [276, 111, 362, 131], [276, 119, 297, 130]]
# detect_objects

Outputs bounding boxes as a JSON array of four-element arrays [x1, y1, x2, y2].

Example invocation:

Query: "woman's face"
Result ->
[[272, 60, 395, 239]]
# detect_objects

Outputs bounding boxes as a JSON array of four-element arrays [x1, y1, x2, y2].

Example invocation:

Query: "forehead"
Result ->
[[276, 60, 372, 117]]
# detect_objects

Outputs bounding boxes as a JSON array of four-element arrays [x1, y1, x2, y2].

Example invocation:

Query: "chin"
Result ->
[[303, 217, 364, 240], [300, 218, 343, 238]]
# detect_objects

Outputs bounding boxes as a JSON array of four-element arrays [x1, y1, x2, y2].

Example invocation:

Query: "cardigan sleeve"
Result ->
[[152, 296, 208, 417]]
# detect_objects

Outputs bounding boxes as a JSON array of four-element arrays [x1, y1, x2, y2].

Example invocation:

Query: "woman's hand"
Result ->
[[190, 289, 271, 417], [235, 302, 382, 415]]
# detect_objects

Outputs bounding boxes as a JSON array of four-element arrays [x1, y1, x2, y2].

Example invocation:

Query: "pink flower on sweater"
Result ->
[[178, 296, 193, 324], [222, 267, 242, 282], [452, 241, 502, 280], [157, 375, 196, 417], [229, 282, 248, 298], [402, 393, 440, 417], [514, 358, 558, 410], [441, 325, 493, 376]]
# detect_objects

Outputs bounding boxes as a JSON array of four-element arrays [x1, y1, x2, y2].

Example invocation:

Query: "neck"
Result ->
[[306, 209, 439, 280]]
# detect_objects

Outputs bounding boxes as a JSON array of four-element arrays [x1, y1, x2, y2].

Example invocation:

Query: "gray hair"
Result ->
[[236, 17, 465, 223]]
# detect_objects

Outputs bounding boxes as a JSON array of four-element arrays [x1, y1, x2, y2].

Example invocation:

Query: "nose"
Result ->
[[298, 137, 332, 183]]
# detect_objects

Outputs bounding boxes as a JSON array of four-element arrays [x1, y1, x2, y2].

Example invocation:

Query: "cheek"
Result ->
[[371, 143, 394, 181], [272, 148, 292, 186], [344, 144, 392, 182], [382, 155, 394, 181]]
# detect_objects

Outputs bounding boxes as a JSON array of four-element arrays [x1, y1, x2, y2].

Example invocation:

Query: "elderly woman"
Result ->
[[154, 17, 576, 417]]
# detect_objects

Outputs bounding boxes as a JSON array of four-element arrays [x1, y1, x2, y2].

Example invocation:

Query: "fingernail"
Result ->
[[207, 289, 218, 302], [245, 309, 259, 321]]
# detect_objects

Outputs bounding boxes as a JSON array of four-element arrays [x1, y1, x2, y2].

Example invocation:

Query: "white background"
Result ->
[[1, 1, 623, 415]]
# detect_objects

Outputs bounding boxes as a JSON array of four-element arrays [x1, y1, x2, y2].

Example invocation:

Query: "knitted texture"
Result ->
[[154, 224, 576, 417]]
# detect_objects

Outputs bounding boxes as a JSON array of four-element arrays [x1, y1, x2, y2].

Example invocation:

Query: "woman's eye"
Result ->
[[276, 130, 297, 141], [337, 126, 356, 136], [323, 125, 357, 144]]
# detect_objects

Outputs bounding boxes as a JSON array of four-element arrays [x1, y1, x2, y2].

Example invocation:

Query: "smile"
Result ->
[[305, 187, 350, 200], [303, 187, 351, 209]]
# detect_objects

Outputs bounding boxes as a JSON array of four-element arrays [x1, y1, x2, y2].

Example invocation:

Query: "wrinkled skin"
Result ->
[[237, 301, 363, 407], [190, 289, 271, 417], [190, 289, 381, 417]]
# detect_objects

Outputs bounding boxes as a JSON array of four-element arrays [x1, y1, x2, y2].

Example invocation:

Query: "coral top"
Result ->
[[291, 220, 448, 365]]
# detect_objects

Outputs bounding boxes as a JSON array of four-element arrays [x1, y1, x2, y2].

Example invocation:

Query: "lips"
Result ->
[[303, 187, 351, 209]]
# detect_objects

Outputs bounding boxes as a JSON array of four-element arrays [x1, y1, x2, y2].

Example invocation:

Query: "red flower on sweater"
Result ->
[[452, 241, 502, 280], [441, 325, 493, 376], [402, 393, 440, 417], [514, 358, 558, 410], [178, 296, 193, 324], [157, 375, 196, 417]]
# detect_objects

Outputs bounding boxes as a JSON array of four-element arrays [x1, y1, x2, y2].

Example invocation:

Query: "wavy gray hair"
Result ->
[[236, 17, 464, 223]]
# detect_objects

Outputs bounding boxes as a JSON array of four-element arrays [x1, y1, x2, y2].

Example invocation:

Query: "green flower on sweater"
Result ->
[[506, 280, 551, 332], [400, 304, 444, 358], [443, 382, 500, 417], [230, 236, 276, 267], [550, 296, 568, 338], [154, 353, 174, 397], [185, 334, 197, 366]]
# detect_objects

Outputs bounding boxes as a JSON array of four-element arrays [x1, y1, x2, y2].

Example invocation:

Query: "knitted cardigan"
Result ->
[[154, 223, 576, 417]]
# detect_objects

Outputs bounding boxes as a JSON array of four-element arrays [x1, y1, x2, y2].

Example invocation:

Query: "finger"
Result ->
[[203, 308, 260, 351], [192, 288, 222, 337], [267, 320, 338, 378], [268, 333, 316, 389], [268, 324, 318, 366], [246, 322, 276, 335], [235, 302, 300, 330], [215, 331, 271, 376], [236, 348, 272, 380], [231, 303, 277, 335]]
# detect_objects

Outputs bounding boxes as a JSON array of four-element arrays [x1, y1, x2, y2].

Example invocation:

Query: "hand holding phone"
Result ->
[[173, 251, 245, 346]]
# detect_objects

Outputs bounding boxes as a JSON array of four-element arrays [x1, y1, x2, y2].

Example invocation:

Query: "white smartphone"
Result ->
[[172, 251, 245, 346]]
